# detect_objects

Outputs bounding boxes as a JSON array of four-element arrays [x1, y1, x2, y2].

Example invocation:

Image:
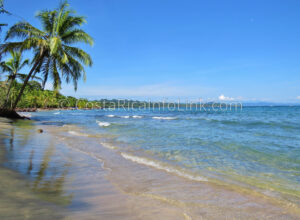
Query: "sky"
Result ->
[[2, 0, 300, 102]]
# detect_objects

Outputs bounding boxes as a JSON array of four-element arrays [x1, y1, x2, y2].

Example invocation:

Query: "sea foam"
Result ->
[[68, 130, 90, 137], [152, 116, 177, 120], [96, 120, 111, 127], [132, 115, 143, 118], [121, 153, 207, 182], [100, 142, 117, 150]]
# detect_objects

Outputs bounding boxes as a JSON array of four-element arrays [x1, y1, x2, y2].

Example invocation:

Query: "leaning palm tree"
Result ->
[[0, 50, 29, 107], [1, 0, 93, 110]]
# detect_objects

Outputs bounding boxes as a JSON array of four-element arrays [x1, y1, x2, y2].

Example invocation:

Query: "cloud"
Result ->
[[218, 94, 235, 101], [297, 96, 300, 100], [60, 83, 216, 99]]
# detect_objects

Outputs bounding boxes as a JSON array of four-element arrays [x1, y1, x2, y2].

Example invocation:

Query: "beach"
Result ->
[[1, 0, 299, 219], [0, 107, 300, 219]]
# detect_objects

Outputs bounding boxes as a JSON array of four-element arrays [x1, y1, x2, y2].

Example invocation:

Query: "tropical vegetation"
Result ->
[[0, 50, 32, 107], [0, 0, 93, 117]]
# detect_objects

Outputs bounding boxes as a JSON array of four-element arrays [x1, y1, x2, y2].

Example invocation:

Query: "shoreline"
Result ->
[[0, 118, 192, 219], [0, 115, 300, 219]]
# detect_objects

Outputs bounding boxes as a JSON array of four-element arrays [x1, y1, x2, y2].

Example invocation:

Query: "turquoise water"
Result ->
[[29, 106, 300, 202]]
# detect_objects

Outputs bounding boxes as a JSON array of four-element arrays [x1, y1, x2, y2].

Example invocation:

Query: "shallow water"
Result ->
[[1, 106, 300, 219], [31, 107, 300, 201]]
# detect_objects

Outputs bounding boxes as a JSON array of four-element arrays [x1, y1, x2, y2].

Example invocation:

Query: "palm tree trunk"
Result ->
[[4, 79, 13, 106], [11, 54, 45, 110]]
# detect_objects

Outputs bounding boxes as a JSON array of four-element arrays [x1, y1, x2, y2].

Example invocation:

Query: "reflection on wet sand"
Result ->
[[27, 150, 34, 175], [0, 119, 195, 220], [1, 120, 72, 203], [9, 127, 14, 151], [0, 119, 71, 219], [31, 144, 72, 205]]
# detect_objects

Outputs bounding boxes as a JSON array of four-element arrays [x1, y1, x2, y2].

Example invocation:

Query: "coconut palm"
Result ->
[[1, 0, 93, 109], [0, 50, 29, 107]]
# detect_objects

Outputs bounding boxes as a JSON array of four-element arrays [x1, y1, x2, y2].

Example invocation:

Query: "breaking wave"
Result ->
[[152, 116, 177, 120], [121, 153, 207, 182], [96, 120, 111, 127], [100, 142, 117, 150], [68, 130, 90, 137], [132, 115, 143, 119]]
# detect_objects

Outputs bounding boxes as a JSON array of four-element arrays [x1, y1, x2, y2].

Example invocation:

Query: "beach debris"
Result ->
[[37, 129, 44, 133]]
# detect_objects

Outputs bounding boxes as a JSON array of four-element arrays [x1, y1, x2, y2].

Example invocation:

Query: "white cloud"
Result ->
[[218, 94, 235, 101], [60, 83, 216, 99], [297, 96, 300, 100]]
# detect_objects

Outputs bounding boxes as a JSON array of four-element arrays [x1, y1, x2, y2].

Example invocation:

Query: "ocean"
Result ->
[[31, 106, 300, 202], [1, 106, 299, 219]]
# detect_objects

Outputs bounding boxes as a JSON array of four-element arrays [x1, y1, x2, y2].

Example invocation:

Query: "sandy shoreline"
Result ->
[[0, 117, 299, 219], [0, 118, 191, 219]]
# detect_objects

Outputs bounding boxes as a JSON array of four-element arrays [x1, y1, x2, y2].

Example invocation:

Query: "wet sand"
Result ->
[[0, 118, 299, 219]]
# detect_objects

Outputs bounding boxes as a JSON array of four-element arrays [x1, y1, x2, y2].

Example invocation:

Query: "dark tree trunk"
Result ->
[[3, 78, 14, 107], [0, 108, 28, 119], [11, 53, 45, 110]]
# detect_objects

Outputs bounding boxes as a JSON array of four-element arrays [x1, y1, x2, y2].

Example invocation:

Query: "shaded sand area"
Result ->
[[0, 117, 299, 219]]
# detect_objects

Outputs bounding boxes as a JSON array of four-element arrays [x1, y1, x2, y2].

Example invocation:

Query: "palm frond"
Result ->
[[19, 59, 30, 70], [5, 22, 46, 41], [36, 10, 56, 33], [59, 15, 86, 35], [63, 45, 92, 66], [61, 29, 93, 46]]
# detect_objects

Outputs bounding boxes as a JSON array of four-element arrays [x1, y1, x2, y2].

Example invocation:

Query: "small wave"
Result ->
[[197, 117, 212, 121], [62, 124, 79, 129], [53, 112, 60, 115], [106, 114, 115, 118], [152, 116, 177, 120], [62, 124, 72, 128], [71, 148, 106, 169], [120, 116, 130, 118], [101, 142, 117, 150], [132, 115, 143, 119], [96, 120, 111, 127], [70, 113, 83, 115], [68, 131, 90, 137], [121, 153, 207, 182]]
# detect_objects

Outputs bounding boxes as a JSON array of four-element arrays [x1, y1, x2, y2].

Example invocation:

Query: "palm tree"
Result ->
[[1, 0, 93, 110], [0, 50, 29, 107]]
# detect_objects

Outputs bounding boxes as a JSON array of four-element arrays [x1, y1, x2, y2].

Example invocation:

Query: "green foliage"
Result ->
[[3, 0, 93, 91], [0, 50, 31, 107], [0, 80, 74, 109], [1, 0, 93, 109]]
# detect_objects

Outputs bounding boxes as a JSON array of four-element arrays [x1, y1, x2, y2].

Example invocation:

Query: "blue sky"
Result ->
[[2, 0, 300, 102]]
